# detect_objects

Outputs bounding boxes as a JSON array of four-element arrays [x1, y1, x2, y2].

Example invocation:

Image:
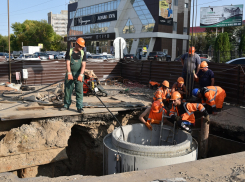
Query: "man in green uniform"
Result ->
[[60, 38, 87, 113]]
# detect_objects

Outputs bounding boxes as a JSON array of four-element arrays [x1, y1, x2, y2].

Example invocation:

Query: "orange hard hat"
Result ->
[[170, 91, 182, 100], [200, 61, 208, 69], [151, 101, 161, 113], [76, 37, 85, 47], [162, 80, 169, 88], [177, 77, 184, 84], [188, 46, 195, 54]]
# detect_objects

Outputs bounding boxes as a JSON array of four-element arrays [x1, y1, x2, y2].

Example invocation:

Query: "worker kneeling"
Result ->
[[192, 86, 226, 115], [168, 91, 209, 132], [153, 80, 171, 107], [139, 101, 167, 130]]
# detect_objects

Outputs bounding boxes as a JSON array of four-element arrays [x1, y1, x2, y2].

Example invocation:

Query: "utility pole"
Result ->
[[8, 0, 11, 83]]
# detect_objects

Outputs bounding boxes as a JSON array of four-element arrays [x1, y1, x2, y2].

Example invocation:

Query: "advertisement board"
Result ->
[[159, 0, 173, 25], [200, 4, 243, 28]]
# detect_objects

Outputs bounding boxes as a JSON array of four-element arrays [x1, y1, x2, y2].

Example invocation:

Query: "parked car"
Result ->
[[57, 52, 66, 59], [4, 53, 14, 61], [200, 57, 211, 62], [34, 52, 49, 60], [148, 52, 171, 61], [91, 55, 107, 60], [54, 54, 58, 59], [226, 57, 245, 65], [47, 53, 54, 60], [124, 54, 136, 61], [174, 54, 183, 62], [15, 54, 41, 61]]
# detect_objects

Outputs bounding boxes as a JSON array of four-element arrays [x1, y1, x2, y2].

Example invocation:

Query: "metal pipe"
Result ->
[[199, 117, 209, 158], [8, 0, 11, 83]]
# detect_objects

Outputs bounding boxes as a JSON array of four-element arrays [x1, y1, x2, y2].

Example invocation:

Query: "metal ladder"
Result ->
[[159, 114, 176, 146]]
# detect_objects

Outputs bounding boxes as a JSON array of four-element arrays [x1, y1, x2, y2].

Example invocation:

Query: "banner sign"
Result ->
[[200, 4, 243, 28], [65, 33, 116, 42], [74, 11, 117, 26], [159, 0, 173, 25]]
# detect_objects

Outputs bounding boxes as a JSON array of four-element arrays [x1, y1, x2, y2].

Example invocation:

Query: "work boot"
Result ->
[[59, 107, 68, 111], [77, 108, 84, 114]]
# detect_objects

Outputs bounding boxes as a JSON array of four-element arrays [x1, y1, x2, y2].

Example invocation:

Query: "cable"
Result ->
[[83, 80, 125, 141], [0, 0, 59, 15], [2, 3, 68, 17]]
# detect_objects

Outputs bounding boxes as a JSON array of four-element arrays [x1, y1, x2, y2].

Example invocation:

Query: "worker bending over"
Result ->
[[139, 101, 167, 130], [192, 86, 226, 115], [153, 80, 171, 107], [168, 91, 209, 132], [171, 77, 187, 101]]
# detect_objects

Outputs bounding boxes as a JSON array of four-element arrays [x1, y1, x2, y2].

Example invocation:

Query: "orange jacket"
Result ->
[[169, 103, 205, 124], [201, 86, 226, 109], [153, 87, 171, 106], [171, 82, 186, 99], [147, 107, 167, 124]]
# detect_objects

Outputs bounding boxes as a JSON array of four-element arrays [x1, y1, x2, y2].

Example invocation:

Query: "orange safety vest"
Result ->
[[201, 86, 226, 109], [172, 82, 185, 99], [153, 87, 171, 106], [169, 102, 205, 124], [147, 107, 167, 124]]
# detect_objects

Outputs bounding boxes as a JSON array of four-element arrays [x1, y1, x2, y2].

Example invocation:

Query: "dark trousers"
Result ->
[[182, 72, 194, 97]]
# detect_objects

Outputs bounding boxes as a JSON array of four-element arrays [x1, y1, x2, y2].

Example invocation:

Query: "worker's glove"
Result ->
[[171, 115, 176, 121], [67, 72, 73, 80], [145, 122, 152, 131], [176, 116, 182, 122], [203, 110, 209, 117], [77, 74, 83, 82]]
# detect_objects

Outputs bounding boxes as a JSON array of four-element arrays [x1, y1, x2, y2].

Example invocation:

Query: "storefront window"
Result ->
[[131, 0, 155, 32], [123, 19, 135, 34]]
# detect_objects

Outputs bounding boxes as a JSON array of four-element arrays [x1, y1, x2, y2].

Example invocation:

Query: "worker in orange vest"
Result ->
[[168, 91, 209, 132], [171, 77, 187, 101], [153, 80, 171, 107], [192, 86, 226, 115], [139, 100, 167, 130]]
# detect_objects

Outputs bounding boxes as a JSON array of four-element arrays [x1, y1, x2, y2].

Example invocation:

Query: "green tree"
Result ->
[[190, 35, 207, 52], [239, 34, 245, 53], [11, 20, 66, 51], [214, 32, 230, 62], [0, 35, 9, 52]]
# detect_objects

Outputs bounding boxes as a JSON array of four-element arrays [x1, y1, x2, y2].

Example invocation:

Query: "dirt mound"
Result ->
[[0, 119, 74, 157]]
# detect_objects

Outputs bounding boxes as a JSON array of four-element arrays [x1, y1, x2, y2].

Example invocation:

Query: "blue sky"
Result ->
[[0, 0, 244, 36], [0, 0, 68, 36]]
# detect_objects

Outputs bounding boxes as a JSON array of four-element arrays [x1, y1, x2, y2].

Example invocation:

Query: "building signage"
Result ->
[[74, 11, 117, 26], [159, 0, 173, 26], [200, 4, 243, 28], [66, 33, 116, 42]]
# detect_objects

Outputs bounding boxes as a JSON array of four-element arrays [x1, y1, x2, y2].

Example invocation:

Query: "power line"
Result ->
[[1, 3, 67, 17], [0, 0, 57, 15], [190, 0, 222, 7]]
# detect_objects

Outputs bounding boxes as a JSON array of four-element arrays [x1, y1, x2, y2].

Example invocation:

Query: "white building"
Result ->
[[48, 10, 68, 36], [66, 0, 191, 60]]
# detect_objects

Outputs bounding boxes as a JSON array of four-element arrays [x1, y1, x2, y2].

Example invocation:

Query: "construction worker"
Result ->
[[153, 80, 171, 107], [60, 38, 87, 113], [168, 91, 209, 132], [181, 47, 201, 96], [194, 61, 214, 88], [171, 77, 187, 101], [192, 86, 226, 115], [139, 100, 167, 130]]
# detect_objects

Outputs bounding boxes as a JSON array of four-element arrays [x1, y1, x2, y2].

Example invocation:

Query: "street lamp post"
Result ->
[[8, 0, 11, 83]]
